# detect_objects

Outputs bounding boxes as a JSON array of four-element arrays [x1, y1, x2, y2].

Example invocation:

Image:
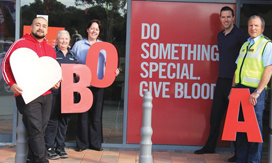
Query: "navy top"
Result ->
[[52, 46, 79, 95], [54, 46, 79, 65], [217, 25, 248, 78]]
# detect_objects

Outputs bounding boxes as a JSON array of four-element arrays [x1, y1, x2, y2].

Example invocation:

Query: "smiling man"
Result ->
[[1, 17, 60, 163], [232, 15, 272, 163], [194, 6, 247, 162]]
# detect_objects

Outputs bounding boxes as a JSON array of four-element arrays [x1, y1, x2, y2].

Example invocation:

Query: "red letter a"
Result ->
[[61, 64, 93, 113], [222, 88, 263, 143]]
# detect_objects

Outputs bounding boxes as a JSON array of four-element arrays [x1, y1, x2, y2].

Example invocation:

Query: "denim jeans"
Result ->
[[236, 84, 266, 163]]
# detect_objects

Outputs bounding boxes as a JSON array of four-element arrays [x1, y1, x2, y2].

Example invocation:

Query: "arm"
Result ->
[[232, 74, 236, 87], [250, 65, 272, 105], [228, 74, 236, 99], [250, 41, 272, 105], [1, 47, 17, 87], [1, 41, 23, 95]]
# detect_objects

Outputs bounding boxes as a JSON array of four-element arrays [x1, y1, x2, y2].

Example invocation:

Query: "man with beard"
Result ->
[[194, 6, 248, 162], [1, 17, 60, 163]]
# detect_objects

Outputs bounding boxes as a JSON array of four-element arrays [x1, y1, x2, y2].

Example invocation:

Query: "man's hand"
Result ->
[[250, 92, 259, 106], [52, 80, 61, 89], [228, 87, 234, 100], [11, 83, 23, 95]]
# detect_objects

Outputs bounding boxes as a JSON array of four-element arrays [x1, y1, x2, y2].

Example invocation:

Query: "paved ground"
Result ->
[[0, 144, 269, 163]]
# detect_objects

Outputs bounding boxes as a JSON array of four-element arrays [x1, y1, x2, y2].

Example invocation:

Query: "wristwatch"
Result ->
[[254, 89, 261, 94]]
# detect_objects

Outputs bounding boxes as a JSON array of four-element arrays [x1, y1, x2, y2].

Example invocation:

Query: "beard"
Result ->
[[31, 31, 45, 39]]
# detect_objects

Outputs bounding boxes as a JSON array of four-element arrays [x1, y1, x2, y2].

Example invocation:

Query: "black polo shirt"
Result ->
[[217, 25, 248, 78]]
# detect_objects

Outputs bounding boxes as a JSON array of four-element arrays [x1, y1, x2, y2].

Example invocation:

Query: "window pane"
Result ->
[[0, 1, 16, 138]]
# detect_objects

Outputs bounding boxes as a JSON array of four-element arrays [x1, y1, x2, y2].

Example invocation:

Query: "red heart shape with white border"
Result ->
[[10, 48, 62, 104]]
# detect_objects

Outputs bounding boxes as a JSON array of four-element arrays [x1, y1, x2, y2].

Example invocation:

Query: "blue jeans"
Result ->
[[236, 84, 266, 163]]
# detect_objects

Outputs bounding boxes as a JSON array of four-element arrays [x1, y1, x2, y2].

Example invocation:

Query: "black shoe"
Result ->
[[90, 147, 103, 151], [47, 148, 60, 160], [75, 147, 87, 152], [43, 158, 49, 163], [194, 147, 215, 154], [55, 148, 69, 158], [228, 155, 237, 162]]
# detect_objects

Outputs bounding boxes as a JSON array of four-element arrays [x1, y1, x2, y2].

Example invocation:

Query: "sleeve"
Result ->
[[52, 49, 56, 59], [262, 42, 272, 67], [1, 41, 20, 87]]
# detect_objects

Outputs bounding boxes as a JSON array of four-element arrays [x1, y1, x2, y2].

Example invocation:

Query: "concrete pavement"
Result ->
[[0, 144, 269, 163]]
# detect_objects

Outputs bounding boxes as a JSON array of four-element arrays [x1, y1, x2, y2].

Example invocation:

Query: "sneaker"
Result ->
[[47, 148, 60, 160], [56, 148, 69, 158]]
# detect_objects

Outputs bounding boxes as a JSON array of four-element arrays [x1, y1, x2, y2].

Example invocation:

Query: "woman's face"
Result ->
[[57, 32, 70, 49], [87, 22, 100, 40]]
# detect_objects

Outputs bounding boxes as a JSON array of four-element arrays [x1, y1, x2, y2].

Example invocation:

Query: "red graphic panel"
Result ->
[[127, 1, 235, 146]]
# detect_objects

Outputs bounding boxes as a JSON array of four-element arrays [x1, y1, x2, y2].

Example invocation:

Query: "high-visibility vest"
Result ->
[[235, 35, 271, 88]]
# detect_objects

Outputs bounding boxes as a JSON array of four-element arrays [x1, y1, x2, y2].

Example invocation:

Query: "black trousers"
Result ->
[[44, 94, 72, 149], [76, 87, 104, 150], [16, 94, 52, 163], [204, 77, 236, 152]]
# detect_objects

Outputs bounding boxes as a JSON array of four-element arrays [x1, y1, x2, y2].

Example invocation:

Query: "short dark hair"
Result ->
[[85, 19, 103, 39], [220, 6, 234, 17]]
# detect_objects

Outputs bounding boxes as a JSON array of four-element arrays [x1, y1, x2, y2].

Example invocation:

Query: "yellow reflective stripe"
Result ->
[[243, 76, 260, 84], [246, 53, 262, 59], [255, 37, 268, 53], [237, 53, 246, 59]]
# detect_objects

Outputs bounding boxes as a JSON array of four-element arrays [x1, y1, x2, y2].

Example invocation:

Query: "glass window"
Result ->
[[21, 0, 126, 144], [0, 0, 16, 140]]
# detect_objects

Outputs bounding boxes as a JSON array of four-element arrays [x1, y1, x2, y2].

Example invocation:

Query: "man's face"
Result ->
[[31, 18, 48, 39], [220, 10, 234, 30], [248, 17, 264, 39]]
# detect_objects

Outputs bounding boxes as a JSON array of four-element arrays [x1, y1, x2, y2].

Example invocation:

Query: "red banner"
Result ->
[[127, 1, 235, 145]]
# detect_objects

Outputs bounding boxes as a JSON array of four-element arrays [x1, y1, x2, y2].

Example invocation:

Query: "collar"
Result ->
[[54, 45, 71, 53], [223, 24, 236, 35], [83, 38, 101, 45], [248, 34, 263, 46]]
